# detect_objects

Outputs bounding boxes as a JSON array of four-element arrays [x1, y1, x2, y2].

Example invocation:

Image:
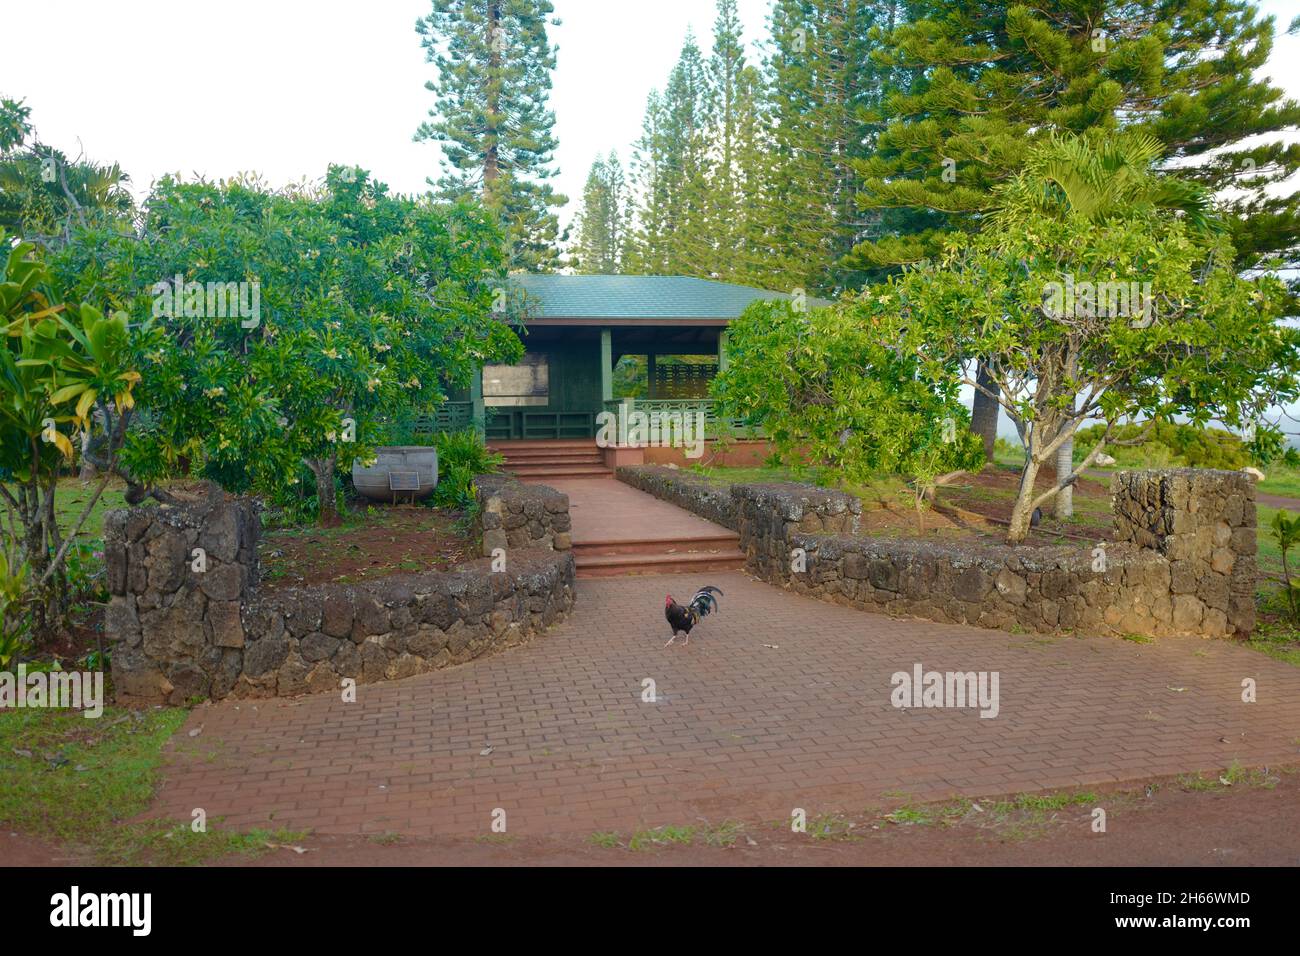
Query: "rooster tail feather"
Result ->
[[689, 585, 723, 617]]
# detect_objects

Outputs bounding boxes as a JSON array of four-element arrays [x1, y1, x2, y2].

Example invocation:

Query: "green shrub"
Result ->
[[1073, 421, 1251, 470], [993, 437, 1024, 462], [1270, 510, 1300, 621], [712, 299, 986, 529], [0, 552, 32, 666], [430, 429, 503, 509]]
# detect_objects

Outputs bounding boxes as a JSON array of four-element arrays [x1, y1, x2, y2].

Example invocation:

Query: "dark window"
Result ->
[[483, 353, 549, 407]]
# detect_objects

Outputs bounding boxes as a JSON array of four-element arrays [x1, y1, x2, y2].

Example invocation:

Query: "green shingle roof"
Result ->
[[508, 274, 830, 320]]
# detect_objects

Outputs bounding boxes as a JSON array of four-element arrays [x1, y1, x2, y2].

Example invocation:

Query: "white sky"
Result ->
[[4, 0, 1297, 234], [2, 0, 771, 233]]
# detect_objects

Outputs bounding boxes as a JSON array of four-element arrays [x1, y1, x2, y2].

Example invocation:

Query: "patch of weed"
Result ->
[[0, 706, 302, 864], [628, 824, 695, 851]]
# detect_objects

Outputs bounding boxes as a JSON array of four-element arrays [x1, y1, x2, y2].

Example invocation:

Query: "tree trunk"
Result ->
[[970, 360, 999, 462], [1053, 353, 1078, 517], [1007, 457, 1041, 544], [309, 458, 340, 527], [20, 487, 50, 638], [1053, 432, 1074, 519], [78, 428, 97, 479], [483, 1, 502, 201]]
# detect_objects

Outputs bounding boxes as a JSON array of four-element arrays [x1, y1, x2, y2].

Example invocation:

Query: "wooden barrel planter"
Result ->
[[352, 446, 439, 503]]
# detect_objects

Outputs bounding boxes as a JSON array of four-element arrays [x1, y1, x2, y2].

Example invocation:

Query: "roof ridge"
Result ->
[[503, 273, 829, 319], [511, 273, 795, 291]]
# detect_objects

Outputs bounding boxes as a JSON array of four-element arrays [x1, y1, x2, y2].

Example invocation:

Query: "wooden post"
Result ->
[[600, 328, 613, 404], [470, 364, 485, 439], [713, 330, 731, 441]]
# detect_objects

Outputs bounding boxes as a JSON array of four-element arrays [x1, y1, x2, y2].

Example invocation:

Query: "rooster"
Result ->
[[664, 586, 723, 647]]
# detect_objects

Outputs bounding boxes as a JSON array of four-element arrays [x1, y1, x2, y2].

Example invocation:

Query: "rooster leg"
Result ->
[[681, 631, 690, 646], [664, 631, 677, 647]]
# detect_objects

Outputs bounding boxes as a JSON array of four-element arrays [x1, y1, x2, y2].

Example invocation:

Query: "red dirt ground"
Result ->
[[31, 609, 105, 665], [844, 463, 1113, 545], [6, 767, 1297, 866], [259, 506, 472, 589]]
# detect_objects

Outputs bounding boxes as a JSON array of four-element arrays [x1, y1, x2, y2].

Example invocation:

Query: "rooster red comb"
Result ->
[[664, 594, 673, 606]]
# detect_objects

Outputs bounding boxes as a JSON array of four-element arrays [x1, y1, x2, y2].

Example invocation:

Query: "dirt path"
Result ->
[[1080, 466, 1300, 512], [204, 766, 1300, 866], [9, 766, 1297, 867], [1254, 491, 1300, 511]]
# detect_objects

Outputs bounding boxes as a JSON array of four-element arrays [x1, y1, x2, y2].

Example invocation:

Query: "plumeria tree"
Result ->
[[712, 300, 985, 527], [860, 201, 1299, 544], [56, 167, 522, 524], [986, 131, 1222, 518]]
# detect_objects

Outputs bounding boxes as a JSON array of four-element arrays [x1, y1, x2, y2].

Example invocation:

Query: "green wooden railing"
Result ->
[[376, 399, 764, 442], [484, 408, 596, 440], [601, 398, 765, 439]]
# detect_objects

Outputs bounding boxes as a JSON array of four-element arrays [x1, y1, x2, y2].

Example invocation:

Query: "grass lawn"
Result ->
[[1257, 504, 1284, 577], [2, 476, 133, 544], [51, 477, 132, 535], [1249, 586, 1300, 667], [0, 705, 304, 865], [992, 446, 1027, 471], [690, 460, 1111, 541], [1257, 464, 1300, 500]]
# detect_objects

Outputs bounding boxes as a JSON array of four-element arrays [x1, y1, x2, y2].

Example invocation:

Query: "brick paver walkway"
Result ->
[[152, 571, 1300, 839], [536, 476, 734, 544]]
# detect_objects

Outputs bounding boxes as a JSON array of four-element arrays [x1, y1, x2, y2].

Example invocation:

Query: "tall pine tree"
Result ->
[[626, 89, 669, 274], [415, 0, 567, 271], [622, 0, 897, 293], [573, 152, 628, 274], [704, 0, 747, 273], [627, 32, 716, 275], [727, 63, 785, 287], [851, 1, 1300, 465], [760, 0, 897, 295], [853, 1, 1300, 276]]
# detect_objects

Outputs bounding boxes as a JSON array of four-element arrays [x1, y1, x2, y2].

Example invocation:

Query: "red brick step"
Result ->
[[575, 548, 747, 578]]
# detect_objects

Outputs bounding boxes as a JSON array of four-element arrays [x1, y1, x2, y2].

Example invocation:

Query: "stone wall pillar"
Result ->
[[1111, 469, 1256, 637], [473, 475, 572, 555], [733, 483, 862, 583], [104, 486, 260, 704]]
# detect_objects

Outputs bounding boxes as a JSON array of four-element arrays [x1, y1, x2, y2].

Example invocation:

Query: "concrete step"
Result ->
[[575, 548, 746, 578], [489, 440, 597, 451], [573, 534, 739, 557], [499, 457, 605, 468], [507, 465, 613, 478], [498, 443, 601, 453]]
